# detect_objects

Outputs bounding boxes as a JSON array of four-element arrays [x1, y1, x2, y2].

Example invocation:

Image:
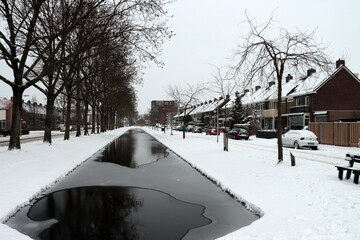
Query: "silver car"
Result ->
[[282, 130, 319, 150]]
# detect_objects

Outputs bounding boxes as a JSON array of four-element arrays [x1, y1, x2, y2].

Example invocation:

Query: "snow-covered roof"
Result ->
[[241, 66, 347, 105], [22, 102, 47, 115], [0, 97, 11, 109]]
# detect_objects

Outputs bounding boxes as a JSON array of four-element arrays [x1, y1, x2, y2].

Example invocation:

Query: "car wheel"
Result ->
[[294, 141, 300, 149], [312, 146, 318, 150]]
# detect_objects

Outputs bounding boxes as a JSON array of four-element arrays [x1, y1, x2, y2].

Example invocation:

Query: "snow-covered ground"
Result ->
[[1, 127, 359, 239], [0, 128, 129, 240]]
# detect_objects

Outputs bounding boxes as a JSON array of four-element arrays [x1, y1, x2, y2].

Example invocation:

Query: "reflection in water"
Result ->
[[98, 129, 168, 168], [100, 131, 136, 168], [26, 186, 210, 240]]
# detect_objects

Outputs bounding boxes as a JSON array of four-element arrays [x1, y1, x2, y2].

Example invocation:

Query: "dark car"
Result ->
[[228, 128, 250, 140]]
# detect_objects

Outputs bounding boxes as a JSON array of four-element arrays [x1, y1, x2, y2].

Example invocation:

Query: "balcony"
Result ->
[[289, 106, 310, 114], [262, 109, 277, 118]]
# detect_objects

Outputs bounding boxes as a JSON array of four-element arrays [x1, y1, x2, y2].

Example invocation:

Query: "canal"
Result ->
[[6, 129, 258, 240]]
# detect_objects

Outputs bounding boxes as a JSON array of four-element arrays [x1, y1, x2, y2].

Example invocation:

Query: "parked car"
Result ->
[[59, 125, 66, 132], [282, 130, 319, 150], [228, 128, 250, 140], [177, 125, 187, 131], [206, 128, 219, 135], [192, 126, 202, 133], [59, 125, 74, 132], [186, 125, 195, 132]]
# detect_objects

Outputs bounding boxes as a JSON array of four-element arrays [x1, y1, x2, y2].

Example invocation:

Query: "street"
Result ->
[[0, 131, 76, 147]]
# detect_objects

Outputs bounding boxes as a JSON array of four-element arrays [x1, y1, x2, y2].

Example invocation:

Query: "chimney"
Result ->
[[285, 74, 293, 83], [307, 68, 316, 77], [255, 85, 261, 91], [336, 59, 345, 68], [269, 81, 275, 87]]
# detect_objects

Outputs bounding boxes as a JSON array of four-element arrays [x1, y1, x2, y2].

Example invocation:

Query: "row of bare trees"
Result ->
[[0, 0, 173, 150]]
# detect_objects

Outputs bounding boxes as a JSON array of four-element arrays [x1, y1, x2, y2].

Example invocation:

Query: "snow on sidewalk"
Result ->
[[144, 128, 360, 240], [0, 128, 129, 240]]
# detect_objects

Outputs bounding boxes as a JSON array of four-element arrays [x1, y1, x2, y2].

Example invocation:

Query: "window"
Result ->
[[264, 118, 273, 129], [315, 115, 327, 122], [289, 115, 304, 130], [296, 96, 309, 106], [0, 120, 5, 129], [257, 103, 264, 110], [269, 101, 277, 109]]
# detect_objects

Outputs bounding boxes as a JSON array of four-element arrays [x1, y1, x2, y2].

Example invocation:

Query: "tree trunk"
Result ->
[[83, 101, 89, 135], [8, 87, 24, 150], [277, 75, 284, 162], [96, 105, 100, 134], [43, 93, 56, 144], [64, 92, 72, 140], [76, 83, 81, 137], [101, 112, 105, 132], [91, 104, 96, 134]]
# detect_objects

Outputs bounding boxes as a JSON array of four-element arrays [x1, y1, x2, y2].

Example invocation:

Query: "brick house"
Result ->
[[0, 98, 63, 131], [0, 97, 12, 130], [241, 59, 360, 131], [174, 96, 231, 127], [150, 100, 179, 125]]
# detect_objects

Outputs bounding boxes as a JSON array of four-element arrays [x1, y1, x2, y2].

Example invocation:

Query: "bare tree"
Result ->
[[209, 65, 237, 151], [167, 82, 207, 139], [0, 0, 106, 148], [232, 13, 332, 162], [210, 65, 237, 99]]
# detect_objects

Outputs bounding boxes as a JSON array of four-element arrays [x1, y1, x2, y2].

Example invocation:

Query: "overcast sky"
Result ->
[[1, 0, 359, 115]]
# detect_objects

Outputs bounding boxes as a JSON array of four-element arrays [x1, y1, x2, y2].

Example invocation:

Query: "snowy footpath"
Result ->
[[1, 127, 360, 240]]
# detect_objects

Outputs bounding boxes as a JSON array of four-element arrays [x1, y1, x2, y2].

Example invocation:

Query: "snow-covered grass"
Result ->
[[1, 127, 359, 240]]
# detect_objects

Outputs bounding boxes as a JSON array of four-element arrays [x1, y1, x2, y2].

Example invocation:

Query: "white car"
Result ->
[[282, 130, 319, 150]]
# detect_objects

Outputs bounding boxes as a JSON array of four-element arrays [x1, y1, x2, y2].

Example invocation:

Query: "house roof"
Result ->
[[241, 65, 356, 104], [22, 102, 47, 115], [0, 97, 12, 109]]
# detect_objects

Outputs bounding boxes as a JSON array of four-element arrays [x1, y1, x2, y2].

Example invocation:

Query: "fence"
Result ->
[[309, 122, 360, 147]]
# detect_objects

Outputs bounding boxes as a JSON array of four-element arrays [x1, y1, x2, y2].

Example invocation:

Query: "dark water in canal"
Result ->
[[6, 129, 258, 240]]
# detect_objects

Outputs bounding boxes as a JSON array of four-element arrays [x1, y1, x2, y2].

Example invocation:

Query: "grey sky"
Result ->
[[135, 0, 360, 114], [1, 0, 359, 115]]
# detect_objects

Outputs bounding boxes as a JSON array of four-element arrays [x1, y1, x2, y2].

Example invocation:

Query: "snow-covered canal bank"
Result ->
[[1, 126, 360, 239], [5, 129, 257, 240], [144, 127, 360, 240]]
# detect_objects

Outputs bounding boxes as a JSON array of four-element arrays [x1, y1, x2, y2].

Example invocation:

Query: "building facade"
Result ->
[[150, 100, 179, 125], [242, 59, 360, 131], [0, 98, 63, 131]]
